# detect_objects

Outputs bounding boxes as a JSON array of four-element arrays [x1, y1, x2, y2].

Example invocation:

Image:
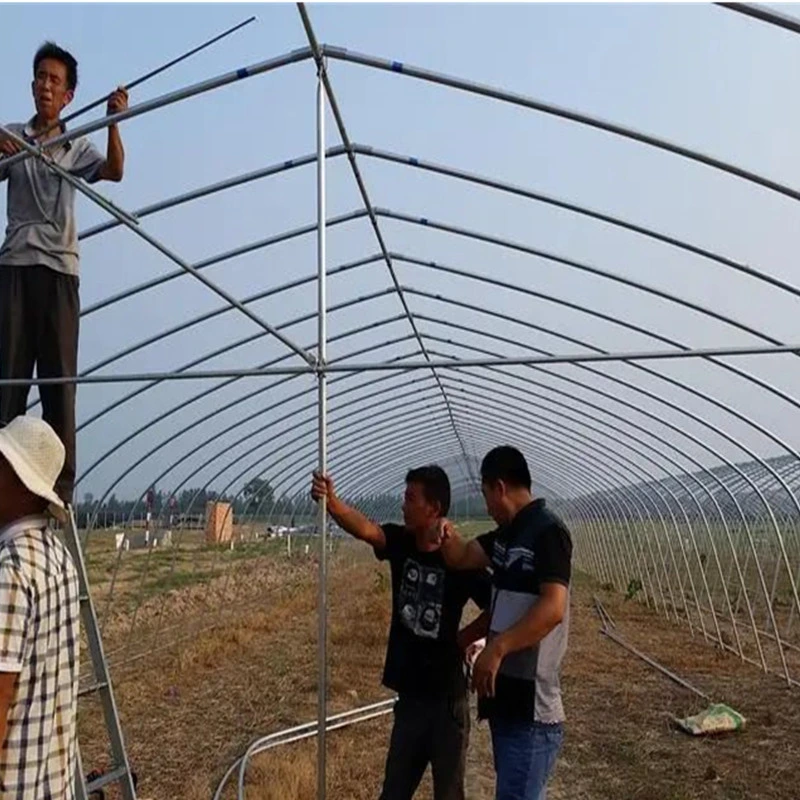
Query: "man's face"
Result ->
[[0, 457, 22, 509], [32, 58, 74, 121], [481, 479, 505, 524], [402, 481, 440, 534]]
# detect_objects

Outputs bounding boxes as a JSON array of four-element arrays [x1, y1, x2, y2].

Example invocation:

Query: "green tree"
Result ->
[[243, 478, 274, 510]]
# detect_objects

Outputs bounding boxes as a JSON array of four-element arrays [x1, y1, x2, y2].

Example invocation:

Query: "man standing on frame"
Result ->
[[440, 445, 573, 800], [311, 465, 491, 800], [0, 41, 128, 505]]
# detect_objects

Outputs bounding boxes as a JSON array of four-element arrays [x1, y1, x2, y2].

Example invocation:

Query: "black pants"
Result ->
[[379, 691, 470, 800], [0, 265, 79, 504]]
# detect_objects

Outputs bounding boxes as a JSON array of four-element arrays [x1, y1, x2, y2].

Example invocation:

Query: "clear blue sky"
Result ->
[[2, 3, 800, 507]]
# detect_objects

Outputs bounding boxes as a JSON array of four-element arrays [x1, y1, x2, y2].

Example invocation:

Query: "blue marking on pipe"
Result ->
[[391, 61, 403, 72], [237, 68, 249, 79], [409, 157, 419, 166]]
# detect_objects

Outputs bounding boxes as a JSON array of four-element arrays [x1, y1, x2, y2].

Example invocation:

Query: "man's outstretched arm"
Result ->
[[311, 472, 386, 550], [439, 522, 491, 571]]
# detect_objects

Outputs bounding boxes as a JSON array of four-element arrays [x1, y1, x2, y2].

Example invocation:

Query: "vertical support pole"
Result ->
[[316, 66, 328, 800]]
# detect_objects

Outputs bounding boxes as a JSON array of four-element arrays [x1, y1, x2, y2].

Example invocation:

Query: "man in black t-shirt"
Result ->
[[440, 446, 572, 800], [311, 466, 491, 800]]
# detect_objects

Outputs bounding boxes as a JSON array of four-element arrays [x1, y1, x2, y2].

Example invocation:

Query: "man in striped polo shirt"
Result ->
[[440, 445, 572, 800]]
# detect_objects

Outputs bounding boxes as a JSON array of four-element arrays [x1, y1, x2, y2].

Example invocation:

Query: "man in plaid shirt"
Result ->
[[0, 416, 79, 799]]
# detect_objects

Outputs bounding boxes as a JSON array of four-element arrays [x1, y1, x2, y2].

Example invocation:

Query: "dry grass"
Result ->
[[553, 574, 800, 800], [79, 543, 800, 799]]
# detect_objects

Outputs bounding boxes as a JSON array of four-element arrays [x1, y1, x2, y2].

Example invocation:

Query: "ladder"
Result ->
[[63, 506, 137, 800]]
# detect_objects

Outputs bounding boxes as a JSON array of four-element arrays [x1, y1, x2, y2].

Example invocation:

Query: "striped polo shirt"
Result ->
[[476, 499, 572, 724]]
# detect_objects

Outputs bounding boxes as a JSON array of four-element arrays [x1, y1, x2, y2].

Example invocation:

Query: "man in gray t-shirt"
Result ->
[[0, 42, 128, 504]]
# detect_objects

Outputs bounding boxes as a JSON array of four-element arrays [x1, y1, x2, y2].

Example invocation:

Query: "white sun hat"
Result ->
[[0, 416, 65, 516]]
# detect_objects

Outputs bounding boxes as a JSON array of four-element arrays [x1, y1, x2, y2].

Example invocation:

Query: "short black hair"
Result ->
[[34, 42, 78, 91], [481, 446, 532, 490], [405, 465, 451, 516]]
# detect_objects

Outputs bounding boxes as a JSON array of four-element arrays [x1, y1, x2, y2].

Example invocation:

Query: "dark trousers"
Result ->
[[379, 691, 470, 800], [0, 265, 79, 504]]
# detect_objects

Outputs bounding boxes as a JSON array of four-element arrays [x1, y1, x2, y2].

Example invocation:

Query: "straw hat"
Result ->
[[0, 416, 65, 516]]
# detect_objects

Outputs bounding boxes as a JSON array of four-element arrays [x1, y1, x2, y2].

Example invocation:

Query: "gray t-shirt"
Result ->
[[0, 119, 105, 277]]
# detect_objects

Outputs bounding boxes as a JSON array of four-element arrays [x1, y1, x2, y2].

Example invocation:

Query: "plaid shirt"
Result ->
[[0, 516, 80, 800]]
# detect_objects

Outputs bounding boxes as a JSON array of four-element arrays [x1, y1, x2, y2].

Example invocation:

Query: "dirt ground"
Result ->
[[81, 542, 800, 799]]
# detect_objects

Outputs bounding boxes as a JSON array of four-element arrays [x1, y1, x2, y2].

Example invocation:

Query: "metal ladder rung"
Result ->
[[86, 764, 129, 794], [78, 680, 109, 698]]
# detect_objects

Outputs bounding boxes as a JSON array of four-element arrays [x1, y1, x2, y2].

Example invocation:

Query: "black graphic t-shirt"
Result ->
[[375, 524, 491, 697]]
